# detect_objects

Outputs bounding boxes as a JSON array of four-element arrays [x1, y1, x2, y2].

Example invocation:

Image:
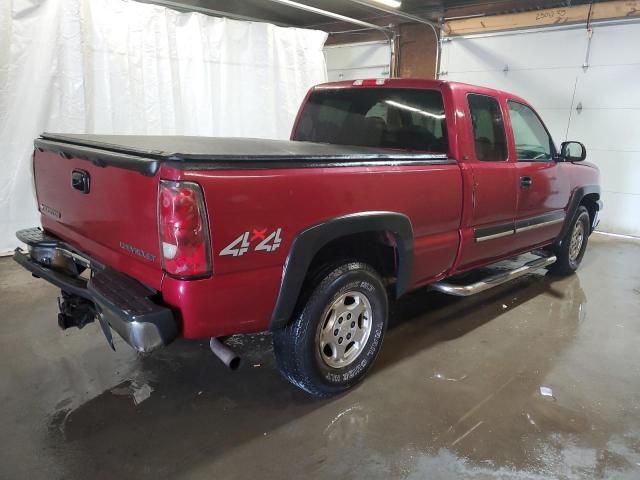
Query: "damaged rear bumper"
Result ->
[[14, 228, 177, 353]]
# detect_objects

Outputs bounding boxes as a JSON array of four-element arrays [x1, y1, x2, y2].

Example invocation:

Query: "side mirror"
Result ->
[[560, 141, 586, 162]]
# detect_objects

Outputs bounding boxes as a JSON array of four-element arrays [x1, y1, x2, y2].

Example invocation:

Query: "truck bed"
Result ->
[[36, 133, 451, 175]]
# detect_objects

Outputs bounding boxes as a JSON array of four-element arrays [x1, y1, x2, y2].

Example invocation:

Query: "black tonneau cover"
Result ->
[[36, 133, 452, 176]]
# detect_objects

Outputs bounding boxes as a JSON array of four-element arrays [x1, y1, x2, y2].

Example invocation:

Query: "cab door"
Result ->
[[505, 100, 570, 250], [456, 92, 518, 270]]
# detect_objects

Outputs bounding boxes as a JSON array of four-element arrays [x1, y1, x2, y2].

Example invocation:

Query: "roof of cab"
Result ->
[[314, 78, 445, 90], [313, 78, 528, 105]]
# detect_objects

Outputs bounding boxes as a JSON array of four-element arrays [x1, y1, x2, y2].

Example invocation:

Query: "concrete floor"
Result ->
[[1, 233, 640, 479]]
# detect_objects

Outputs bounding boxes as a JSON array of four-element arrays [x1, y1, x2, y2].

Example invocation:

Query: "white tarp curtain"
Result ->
[[0, 0, 328, 254]]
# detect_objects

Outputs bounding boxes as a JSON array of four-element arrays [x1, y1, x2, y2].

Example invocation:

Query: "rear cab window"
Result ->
[[292, 88, 448, 153], [467, 93, 508, 161]]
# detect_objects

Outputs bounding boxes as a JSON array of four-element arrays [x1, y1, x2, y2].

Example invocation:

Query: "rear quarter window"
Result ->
[[467, 93, 508, 161]]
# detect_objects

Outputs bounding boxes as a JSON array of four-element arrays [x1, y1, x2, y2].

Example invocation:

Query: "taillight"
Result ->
[[158, 180, 211, 278], [31, 151, 39, 207]]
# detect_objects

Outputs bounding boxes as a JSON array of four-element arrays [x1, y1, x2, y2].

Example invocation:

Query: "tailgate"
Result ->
[[33, 138, 163, 289]]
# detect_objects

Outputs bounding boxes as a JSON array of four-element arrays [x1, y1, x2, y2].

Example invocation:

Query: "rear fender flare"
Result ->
[[270, 212, 414, 330]]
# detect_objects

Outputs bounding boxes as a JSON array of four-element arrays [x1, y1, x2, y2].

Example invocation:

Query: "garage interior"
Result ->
[[1, 0, 640, 479]]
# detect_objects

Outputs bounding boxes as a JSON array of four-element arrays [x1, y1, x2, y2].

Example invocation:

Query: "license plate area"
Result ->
[[28, 245, 91, 276]]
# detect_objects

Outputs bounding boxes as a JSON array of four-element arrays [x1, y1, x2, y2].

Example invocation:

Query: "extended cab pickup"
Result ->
[[15, 79, 602, 397]]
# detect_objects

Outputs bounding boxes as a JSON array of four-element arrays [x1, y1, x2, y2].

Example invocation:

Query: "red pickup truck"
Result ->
[[15, 79, 601, 397]]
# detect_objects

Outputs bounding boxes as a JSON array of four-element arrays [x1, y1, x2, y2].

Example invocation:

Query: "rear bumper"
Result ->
[[14, 228, 177, 352]]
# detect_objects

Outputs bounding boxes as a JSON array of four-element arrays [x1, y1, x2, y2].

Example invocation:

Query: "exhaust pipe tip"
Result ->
[[209, 337, 241, 370], [228, 356, 241, 370]]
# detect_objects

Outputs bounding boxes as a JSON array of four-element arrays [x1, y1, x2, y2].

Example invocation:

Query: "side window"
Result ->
[[467, 94, 508, 161], [507, 101, 553, 161]]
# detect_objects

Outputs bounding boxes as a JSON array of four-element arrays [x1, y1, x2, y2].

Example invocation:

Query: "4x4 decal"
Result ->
[[219, 228, 282, 257]]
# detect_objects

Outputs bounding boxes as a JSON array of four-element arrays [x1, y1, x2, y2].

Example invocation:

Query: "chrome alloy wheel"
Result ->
[[317, 291, 373, 369], [568, 219, 585, 262]]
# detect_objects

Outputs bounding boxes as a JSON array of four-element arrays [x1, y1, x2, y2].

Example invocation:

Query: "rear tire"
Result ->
[[548, 206, 590, 276], [272, 262, 388, 398]]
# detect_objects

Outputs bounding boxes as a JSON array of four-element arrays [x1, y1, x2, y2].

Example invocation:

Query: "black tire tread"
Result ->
[[272, 262, 385, 398], [548, 206, 590, 276]]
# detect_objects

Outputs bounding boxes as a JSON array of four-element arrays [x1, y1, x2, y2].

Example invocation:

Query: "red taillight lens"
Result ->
[[158, 180, 211, 278]]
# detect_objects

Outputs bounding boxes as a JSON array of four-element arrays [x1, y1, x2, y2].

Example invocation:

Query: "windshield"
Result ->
[[292, 88, 448, 153]]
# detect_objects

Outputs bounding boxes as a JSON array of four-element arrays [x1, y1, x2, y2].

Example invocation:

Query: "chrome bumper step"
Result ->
[[14, 227, 177, 353], [430, 252, 557, 297]]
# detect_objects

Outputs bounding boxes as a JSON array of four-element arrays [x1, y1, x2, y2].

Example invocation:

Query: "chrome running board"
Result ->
[[430, 253, 557, 297]]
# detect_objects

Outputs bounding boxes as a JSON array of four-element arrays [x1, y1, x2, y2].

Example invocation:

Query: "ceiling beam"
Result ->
[[444, 0, 640, 36], [140, 0, 288, 25], [344, 0, 440, 29], [261, 0, 393, 32]]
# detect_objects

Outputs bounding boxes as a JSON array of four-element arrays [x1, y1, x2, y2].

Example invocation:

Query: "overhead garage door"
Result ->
[[440, 20, 640, 236], [324, 41, 391, 81]]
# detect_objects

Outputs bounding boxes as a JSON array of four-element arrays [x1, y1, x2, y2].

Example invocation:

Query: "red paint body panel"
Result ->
[[162, 265, 283, 337], [35, 151, 163, 290], [31, 79, 600, 340], [159, 163, 462, 337]]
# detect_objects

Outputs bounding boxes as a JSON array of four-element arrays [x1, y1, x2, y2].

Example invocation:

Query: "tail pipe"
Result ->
[[209, 337, 241, 370]]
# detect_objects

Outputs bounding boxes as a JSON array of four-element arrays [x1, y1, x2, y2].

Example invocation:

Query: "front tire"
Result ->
[[548, 206, 591, 275], [272, 262, 388, 398]]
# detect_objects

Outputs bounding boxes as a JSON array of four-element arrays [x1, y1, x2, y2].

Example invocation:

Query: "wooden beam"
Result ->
[[444, 0, 640, 36]]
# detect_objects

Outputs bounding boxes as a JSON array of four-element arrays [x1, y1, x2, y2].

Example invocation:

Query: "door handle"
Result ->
[[520, 176, 532, 188]]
